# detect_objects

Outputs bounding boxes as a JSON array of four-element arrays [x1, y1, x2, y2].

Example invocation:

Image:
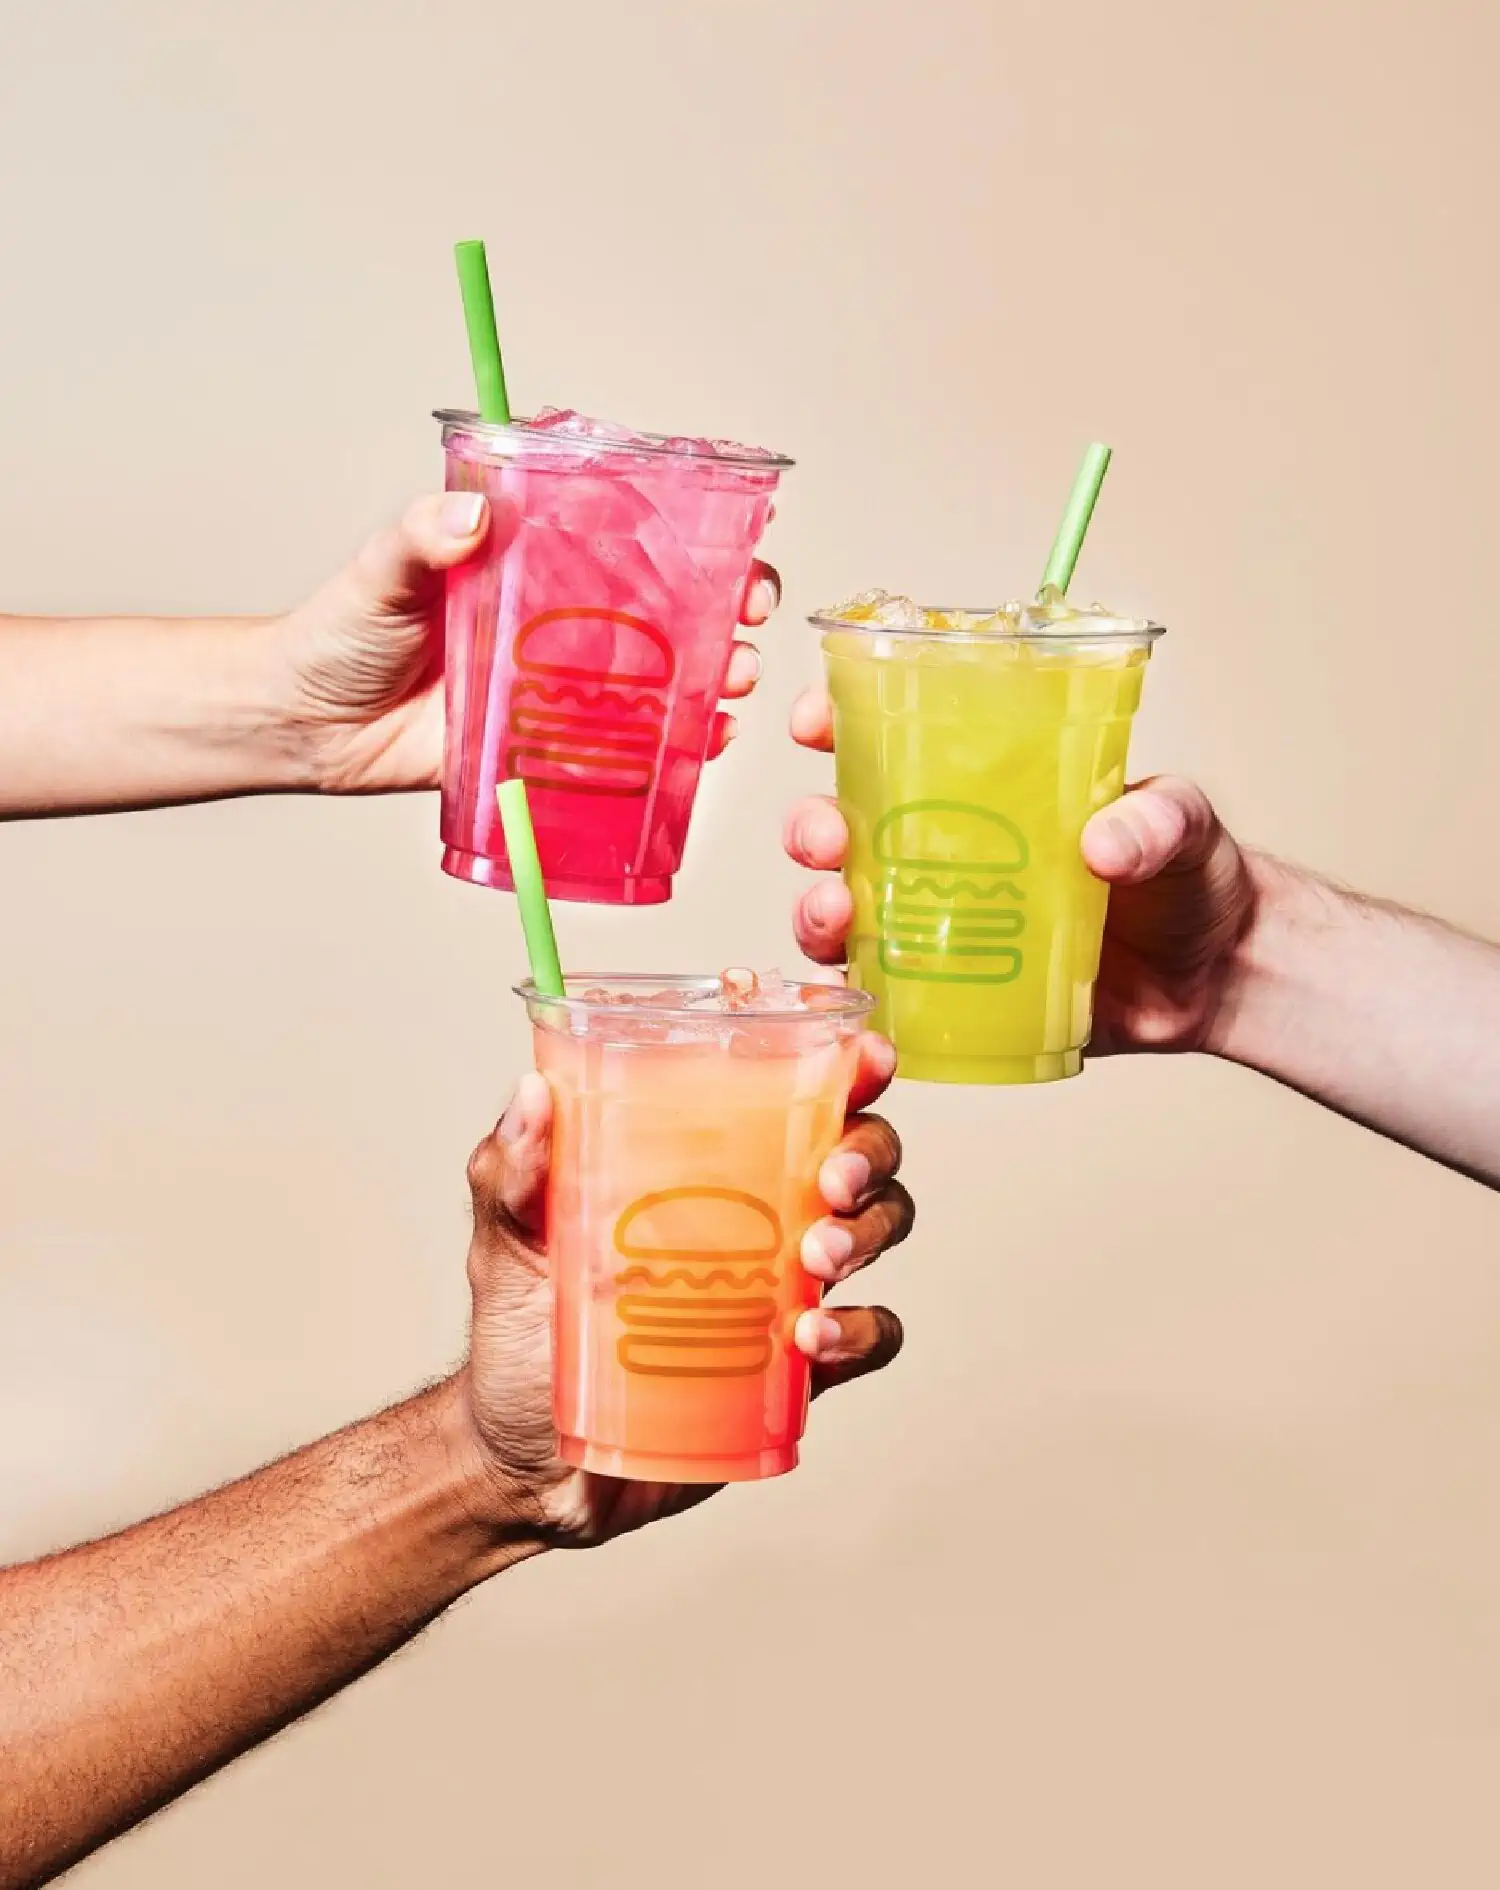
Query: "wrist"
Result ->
[[188, 614, 319, 796], [427, 1374, 551, 1576], [246, 614, 325, 793], [1206, 851, 1337, 1071]]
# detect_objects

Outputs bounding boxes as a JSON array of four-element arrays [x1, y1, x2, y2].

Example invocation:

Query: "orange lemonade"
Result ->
[[523, 974, 871, 1483]]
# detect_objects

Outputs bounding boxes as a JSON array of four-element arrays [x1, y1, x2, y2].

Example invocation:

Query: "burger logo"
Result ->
[[505, 607, 674, 798], [612, 1188, 784, 1378], [873, 800, 1029, 984]]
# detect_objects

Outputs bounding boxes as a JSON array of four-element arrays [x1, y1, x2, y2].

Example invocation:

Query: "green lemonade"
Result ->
[[821, 617, 1157, 1084]]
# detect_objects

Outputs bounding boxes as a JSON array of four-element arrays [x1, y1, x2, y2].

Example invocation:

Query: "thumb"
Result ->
[[346, 491, 515, 621], [466, 1071, 553, 1249], [1081, 775, 1221, 886]]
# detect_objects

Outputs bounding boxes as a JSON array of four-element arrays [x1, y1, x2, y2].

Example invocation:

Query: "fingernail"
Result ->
[[803, 1223, 854, 1278], [740, 646, 764, 683], [720, 714, 740, 746], [822, 1152, 871, 1208], [441, 491, 485, 538], [753, 574, 781, 616], [1102, 813, 1143, 873], [814, 1313, 842, 1354]]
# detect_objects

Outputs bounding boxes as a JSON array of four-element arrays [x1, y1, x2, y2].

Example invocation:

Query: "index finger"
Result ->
[[847, 1031, 897, 1113], [466, 1072, 553, 1241]]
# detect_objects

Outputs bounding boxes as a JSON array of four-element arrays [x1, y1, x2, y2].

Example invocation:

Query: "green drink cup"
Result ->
[[817, 603, 1164, 1084]]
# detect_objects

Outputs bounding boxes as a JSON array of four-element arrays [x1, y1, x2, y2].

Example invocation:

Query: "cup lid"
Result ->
[[515, 973, 873, 1023], [812, 604, 1164, 646], [435, 410, 794, 472]]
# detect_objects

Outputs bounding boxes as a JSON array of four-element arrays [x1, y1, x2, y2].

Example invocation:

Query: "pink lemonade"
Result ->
[[523, 973, 872, 1483], [439, 409, 789, 905]]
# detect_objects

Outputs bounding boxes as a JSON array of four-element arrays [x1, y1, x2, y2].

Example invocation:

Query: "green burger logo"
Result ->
[[873, 800, 1029, 984]]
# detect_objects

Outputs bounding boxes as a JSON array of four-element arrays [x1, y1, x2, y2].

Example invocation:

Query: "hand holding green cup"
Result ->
[[814, 447, 1165, 1085]]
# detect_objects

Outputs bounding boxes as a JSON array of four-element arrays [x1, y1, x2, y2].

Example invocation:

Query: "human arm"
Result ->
[[0, 1039, 908, 1887], [783, 681, 1500, 1189], [1195, 850, 1500, 1188], [0, 1381, 528, 1889], [0, 496, 778, 816]]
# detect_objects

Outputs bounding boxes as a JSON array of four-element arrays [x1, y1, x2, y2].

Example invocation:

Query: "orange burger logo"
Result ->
[[505, 608, 674, 798], [612, 1188, 784, 1378], [874, 800, 1029, 984]]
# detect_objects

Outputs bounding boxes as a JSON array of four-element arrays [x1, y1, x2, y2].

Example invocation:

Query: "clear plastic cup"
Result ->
[[521, 975, 872, 1482], [439, 413, 789, 906], [819, 608, 1164, 1083]]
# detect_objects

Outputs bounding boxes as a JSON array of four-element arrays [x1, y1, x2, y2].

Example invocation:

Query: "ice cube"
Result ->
[[526, 408, 619, 441], [522, 408, 779, 471], [645, 987, 696, 1010], [823, 589, 931, 631], [969, 604, 1026, 637], [683, 989, 730, 1013], [526, 407, 585, 434], [719, 967, 759, 1009], [711, 437, 776, 460], [1023, 586, 1120, 632]]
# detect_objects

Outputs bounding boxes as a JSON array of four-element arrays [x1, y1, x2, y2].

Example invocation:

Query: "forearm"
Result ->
[[0, 614, 311, 815], [1212, 854, 1500, 1187], [0, 1376, 541, 1888]]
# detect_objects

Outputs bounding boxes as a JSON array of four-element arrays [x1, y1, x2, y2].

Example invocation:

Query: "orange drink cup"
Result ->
[[521, 975, 873, 1483]]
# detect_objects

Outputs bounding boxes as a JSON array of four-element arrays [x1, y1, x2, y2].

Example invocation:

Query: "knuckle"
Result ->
[[794, 894, 818, 939], [352, 523, 402, 590], [466, 1137, 504, 1216], [856, 1113, 902, 1178], [883, 1182, 916, 1247], [810, 889, 845, 937], [868, 1306, 905, 1365], [853, 1190, 905, 1260], [1157, 772, 1212, 829]]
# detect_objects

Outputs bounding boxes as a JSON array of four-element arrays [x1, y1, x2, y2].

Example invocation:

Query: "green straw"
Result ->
[[496, 780, 563, 997], [1040, 442, 1112, 595], [454, 239, 512, 425]]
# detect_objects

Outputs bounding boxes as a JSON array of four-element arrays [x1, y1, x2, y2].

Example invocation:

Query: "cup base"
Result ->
[[896, 1046, 1083, 1086], [441, 847, 672, 906], [558, 1433, 800, 1485]]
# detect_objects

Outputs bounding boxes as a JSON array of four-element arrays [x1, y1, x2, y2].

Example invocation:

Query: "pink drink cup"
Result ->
[[436, 412, 789, 906]]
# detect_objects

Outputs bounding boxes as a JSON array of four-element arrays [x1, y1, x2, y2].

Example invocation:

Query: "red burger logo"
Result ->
[[505, 608, 674, 798], [612, 1188, 784, 1378]]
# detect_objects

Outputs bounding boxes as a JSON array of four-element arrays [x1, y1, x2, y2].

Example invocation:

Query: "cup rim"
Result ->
[[514, 973, 874, 1024], [811, 606, 1165, 647], [435, 410, 794, 472]]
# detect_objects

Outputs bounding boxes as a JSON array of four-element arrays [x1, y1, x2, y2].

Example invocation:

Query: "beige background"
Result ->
[[3, 0, 1500, 1883]]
